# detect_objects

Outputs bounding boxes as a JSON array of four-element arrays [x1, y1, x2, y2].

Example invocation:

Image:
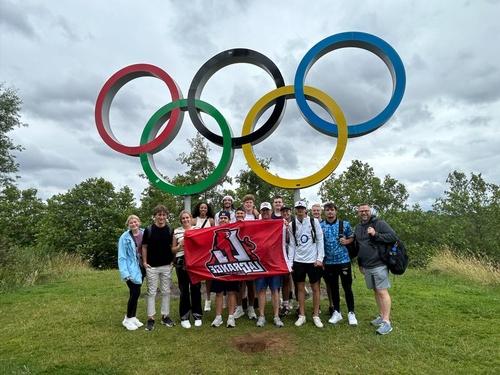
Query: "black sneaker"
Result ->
[[161, 316, 174, 327], [145, 319, 155, 331]]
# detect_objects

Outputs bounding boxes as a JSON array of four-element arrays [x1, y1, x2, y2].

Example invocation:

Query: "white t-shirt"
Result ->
[[287, 216, 324, 264]]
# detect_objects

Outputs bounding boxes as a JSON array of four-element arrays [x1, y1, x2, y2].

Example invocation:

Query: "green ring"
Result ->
[[140, 99, 234, 196]]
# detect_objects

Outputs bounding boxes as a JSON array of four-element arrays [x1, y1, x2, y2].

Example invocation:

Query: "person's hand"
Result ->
[[367, 227, 376, 236], [359, 266, 365, 274], [339, 237, 346, 245], [143, 262, 151, 269], [314, 260, 323, 268]]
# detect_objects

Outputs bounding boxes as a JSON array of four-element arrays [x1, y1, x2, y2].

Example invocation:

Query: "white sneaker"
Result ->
[[348, 312, 358, 326], [180, 320, 191, 329], [204, 300, 211, 312], [129, 317, 143, 328], [328, 310, 343, 324], [295, 315, 306, 327], [256, 316, 266, 327], [211, 315, 223, 327], [227, 315, 236, 328], [247, 306, 257, 320], [122, 317, 138, 331], [313, 315, 324, 328], [273, 316, 284, 328], [233, 305, 245, 319], [194, 319, 202, 327]]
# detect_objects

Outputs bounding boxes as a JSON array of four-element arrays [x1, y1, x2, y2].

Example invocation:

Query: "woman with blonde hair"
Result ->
[[118, 214, 144, 330], [172, 210, 203, 328]]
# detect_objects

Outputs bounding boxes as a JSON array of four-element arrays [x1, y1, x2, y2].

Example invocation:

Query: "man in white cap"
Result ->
[[214, 195, 236, 225], [288, 200, 325, 328]]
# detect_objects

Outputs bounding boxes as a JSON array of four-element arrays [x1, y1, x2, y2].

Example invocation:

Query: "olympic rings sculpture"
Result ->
[[95, 31, 406, 196]]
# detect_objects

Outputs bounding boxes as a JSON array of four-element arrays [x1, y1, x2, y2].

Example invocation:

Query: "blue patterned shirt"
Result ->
[[320, 219, 352, 265]]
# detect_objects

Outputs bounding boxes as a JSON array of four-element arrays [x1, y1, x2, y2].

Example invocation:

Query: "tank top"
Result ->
[[195, 216, 212, 228]]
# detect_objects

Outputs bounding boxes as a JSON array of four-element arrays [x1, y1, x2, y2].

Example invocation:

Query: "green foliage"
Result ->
[[36, 178, 136, 268], [0, 84, 25, 187], [174, 133, 232, 206], [0, 184, 46, 247], [234, 157, 295, 206], [433, 171, 500, 263], [319, 160, 409, 223], [383, 206, 441, 268], [138, 184, 182, 225]]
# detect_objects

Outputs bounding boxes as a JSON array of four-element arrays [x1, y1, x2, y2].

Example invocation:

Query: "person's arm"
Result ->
[[142, 244, 150, 268], [341, 221, 354, 245], [209, 218, 215, 226], [287, 223, 296, 268], [369, 220, 397, 243], [314, 219, 324, 266], [117, 234, 130, 281]]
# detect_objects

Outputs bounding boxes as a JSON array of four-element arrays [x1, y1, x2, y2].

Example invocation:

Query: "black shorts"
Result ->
[[292, 262, 323, 284], [211, 279, 240, 293]]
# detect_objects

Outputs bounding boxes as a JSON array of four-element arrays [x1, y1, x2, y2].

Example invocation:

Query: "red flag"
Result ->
[[184, 220, 290, 284]]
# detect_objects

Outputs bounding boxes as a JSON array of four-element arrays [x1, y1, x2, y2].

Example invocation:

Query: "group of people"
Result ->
[[117, 194, 397, 335]]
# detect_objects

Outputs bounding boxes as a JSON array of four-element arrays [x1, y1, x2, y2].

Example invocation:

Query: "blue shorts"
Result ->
[[255, 276, 282, 292]]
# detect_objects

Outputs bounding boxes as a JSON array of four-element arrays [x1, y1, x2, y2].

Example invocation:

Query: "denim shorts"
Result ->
[[364, 265, 391, 289], [255, 276, 282, 292]]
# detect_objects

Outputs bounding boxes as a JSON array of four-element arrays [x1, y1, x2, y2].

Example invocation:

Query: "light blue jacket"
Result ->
[[117, 229, 143, 285]]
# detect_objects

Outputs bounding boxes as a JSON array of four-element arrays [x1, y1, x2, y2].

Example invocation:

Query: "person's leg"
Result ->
[[311, 281, 321, 316], [126, 280, 141, 318], [204, 280, 212, 311], [146, 267, 159, 319], [325, 279, 333, 313], [176, 265, 190, 320], [191, 282, 202, 320], [296, 282, 305, 315], [281, 274, 290, 308], [271, 289, 280, 317], [215, 292, 223, 316], [159, 265, 172, 318], [331, 265, 341, 313], [375, 288, 391, 321], [339, 263, 355, 313], [227, 291, 237, 317]]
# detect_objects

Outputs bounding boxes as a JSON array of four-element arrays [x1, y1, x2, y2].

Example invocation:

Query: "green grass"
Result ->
[[1, 267, 499, 374]]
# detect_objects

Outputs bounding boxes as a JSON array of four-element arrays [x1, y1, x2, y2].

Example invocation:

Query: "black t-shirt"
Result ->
[[271, 212, 282, 220], [142, 224, 174, 267]]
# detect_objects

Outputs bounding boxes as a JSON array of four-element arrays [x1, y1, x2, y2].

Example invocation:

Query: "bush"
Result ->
[[0, 239, 89, 292]]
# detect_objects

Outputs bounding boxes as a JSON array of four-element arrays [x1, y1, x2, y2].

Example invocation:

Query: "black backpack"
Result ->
[[291, 215, 317, 247], [338, 220, 358, 259], [379, 239, 409, 275]]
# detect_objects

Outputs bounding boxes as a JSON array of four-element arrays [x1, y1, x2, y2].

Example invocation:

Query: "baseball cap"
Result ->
[[260, 202, 272, 210], [294, 200, 307, 208], [219, 210, 231, 219], [281, 205, 291, 211], [222, 195, 234, 202]]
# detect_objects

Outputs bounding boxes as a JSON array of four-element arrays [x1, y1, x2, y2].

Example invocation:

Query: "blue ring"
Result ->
[[294, 31, 406, 138]]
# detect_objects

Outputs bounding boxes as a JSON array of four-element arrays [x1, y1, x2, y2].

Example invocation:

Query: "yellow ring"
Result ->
[[241, 85, 347, 189]]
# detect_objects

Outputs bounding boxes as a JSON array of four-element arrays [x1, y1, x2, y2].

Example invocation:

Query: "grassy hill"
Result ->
[[1, 261, 499, 374]]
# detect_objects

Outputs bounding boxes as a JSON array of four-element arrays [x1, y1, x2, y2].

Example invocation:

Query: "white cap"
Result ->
[[294, 200, 307, 208], [222, 195, 234, 202], [260, 202, 272, 210]]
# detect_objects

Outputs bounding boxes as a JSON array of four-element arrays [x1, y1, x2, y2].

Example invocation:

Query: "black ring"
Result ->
[[187, 49, 286, 148]]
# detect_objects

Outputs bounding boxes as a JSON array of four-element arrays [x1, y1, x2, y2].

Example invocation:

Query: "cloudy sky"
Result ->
[[1, 0, 499, 209]]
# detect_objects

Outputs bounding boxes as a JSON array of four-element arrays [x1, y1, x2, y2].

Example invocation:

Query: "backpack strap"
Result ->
[[310, 215, 317, 244], [338, 219, 344, 237], [201, 218, 209, 228], [291, 216, 298, 247]]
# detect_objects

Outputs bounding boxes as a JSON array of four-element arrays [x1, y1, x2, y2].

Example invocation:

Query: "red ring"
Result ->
[[95, 64, 182, 156]]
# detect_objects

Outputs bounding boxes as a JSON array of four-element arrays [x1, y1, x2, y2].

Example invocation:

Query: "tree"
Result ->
[[138, 183, 182, 225], [0, 84, 24, 187], [319, 160, 409, 223], [0, 184, 46, 248], [234, 157, 295, 207], [174, 133, 232, 207], [37, 178, 136, 268], [433, 171, 499, 262]]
